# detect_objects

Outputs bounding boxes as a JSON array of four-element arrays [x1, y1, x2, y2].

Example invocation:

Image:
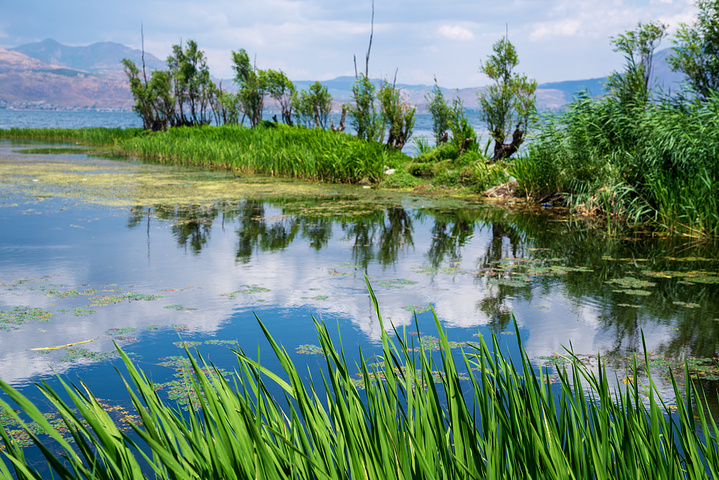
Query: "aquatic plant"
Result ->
[[2, 282, 719, 478]]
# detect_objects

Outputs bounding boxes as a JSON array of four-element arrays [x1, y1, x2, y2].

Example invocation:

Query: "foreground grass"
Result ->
[[1, 283, 718, 479]]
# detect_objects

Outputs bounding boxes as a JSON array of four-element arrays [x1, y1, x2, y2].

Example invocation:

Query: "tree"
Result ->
[[122, 59, 175, 131], [425, 78, 451, 145], [478, 36, 537, 162], [607, 21, 667, 105], [295, 81, 333, 129], [166, 40, 216, 126], [349, 75, 382, 142], [378, 80, 416, 150], [232, 49, 264, 126], [668, 0, 719, 100], [261, 69, 296, 125]]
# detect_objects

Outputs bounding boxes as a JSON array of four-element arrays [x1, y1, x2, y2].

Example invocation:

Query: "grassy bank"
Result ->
[[116, 124, 403, 184], [1, 285, 718, 479], [0, 127, 141, 146], [510, 93, 719, 237], [1, 124, 408, 185]]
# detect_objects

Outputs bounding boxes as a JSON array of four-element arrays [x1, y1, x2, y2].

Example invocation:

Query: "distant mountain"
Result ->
[[0, 40, 690, 113], [11, 38, 165, 74], [0, 46, 133, 110]]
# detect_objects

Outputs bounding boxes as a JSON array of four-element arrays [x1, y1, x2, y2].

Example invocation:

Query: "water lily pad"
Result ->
[[106, 327, 137, 335], [673, 301, 701, 309], [378, 279, 419, 288], [60, 348, 115, 362], [296, 344, 324, 355], [0, 306, 53, 328], [221, 285, 271, 298], [402, 305, 432, 313], [164, 304, 198, 311], [204, 339, 238, 346], [613, 289, 652, 296], [606, 277, 655, 289]]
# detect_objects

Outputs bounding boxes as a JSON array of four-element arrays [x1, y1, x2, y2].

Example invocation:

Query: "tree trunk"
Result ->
[[490, 125, 525, 162]]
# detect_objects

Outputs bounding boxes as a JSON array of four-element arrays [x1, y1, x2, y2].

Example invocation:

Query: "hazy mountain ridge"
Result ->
[[11, 38, 165, 74], [0, 40, 685, 113]]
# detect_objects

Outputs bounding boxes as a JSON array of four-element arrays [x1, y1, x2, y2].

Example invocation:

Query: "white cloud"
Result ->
[[438, 24, 475, 41], [530, 19, 582, 41]]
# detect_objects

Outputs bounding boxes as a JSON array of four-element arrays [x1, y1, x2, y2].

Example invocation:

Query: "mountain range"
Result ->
[[0, 38, 686, 112]]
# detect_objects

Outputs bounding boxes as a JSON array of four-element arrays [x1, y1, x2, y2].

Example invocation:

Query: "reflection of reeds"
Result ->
[[1, 282, 719, 478]]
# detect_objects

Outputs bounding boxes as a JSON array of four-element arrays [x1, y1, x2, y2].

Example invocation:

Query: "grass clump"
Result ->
[[1, 124, 410, 185], [2, 282, 719, 478], [512, 92, 719, 236], [117, 124, 406, 184], [0, 127, 141, 146]]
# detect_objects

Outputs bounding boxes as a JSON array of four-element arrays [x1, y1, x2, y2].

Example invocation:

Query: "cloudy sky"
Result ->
[[0, 0, 698, 88]]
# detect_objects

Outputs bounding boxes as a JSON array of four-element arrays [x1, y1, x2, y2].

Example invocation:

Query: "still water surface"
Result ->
[[1, 139, 718, 462]]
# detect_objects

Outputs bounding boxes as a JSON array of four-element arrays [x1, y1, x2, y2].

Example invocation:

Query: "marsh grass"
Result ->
[[513, 93, 719, 237], [0, 128, 141, 146], [2, 125, 407, 185], [1, 281, 719, 478], [117, 124, 402, 184]]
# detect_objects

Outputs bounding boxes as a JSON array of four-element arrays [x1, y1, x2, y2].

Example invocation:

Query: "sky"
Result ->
[[0, 0, 699, 88]]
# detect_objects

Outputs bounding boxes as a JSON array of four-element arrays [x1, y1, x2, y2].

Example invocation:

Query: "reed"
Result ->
[[513, 92, 719, 236], [116, 124, 398, 184], [1, 281, 718, 479], [0, 127, 141, 146]]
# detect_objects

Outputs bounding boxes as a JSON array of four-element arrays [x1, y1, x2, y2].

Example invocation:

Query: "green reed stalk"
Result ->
[[1, 281, 719, 478]]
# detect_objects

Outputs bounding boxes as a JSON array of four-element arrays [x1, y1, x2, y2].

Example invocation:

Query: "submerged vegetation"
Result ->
[[2, 289, 719, 478]]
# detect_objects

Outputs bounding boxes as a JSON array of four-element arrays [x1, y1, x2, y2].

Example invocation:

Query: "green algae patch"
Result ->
[[0, 306, 53, 329], [59, 348, 115, 362]]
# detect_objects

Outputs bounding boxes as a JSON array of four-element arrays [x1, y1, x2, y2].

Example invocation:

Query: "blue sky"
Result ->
[[0, 0, 698, 87]]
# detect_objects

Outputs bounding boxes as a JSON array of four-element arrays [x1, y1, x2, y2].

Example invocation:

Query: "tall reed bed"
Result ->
[[0, 127, 141, 146], [118, 125, 399, 184], [1, 283, 718, 479], [513, 93, 719, 237]]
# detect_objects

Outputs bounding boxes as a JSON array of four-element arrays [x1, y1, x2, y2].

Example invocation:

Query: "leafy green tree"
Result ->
[[448, 96, 477, 154], [261, 69, 296, 125], [378, 80, 416, 150], [349, 74, 382, 142], [211, 87, 240, 125], [425, 78, 451, 145], [166, 40, 216, 126], [668, 0, 719, 100], [294, 81, 333, 129], [607, 21, 667, 105], [478, 36, 537, 162], [122, 59, 175, 131], [231, 49, 264, 126]]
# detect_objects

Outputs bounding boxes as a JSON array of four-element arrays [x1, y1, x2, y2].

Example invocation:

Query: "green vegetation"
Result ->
[[478, 35, 537, 162], [5, 7, 719, 237], [2, 287, 719, 478], [0, 127, 140, 146], [668, 0, 719, 100], [512, 10, 719, 237], [117, 124, 402, 184]]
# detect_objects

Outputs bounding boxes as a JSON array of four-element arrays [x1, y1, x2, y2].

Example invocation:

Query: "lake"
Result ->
[[1, 137, 719, 467]]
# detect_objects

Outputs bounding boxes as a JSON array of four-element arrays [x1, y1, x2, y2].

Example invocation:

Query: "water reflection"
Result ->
[[1, 151, 718, 391], [120, 196, 719, 363]]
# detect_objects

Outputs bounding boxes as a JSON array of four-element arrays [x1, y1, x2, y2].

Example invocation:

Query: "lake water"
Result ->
[[0, 134, 718, 467]]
